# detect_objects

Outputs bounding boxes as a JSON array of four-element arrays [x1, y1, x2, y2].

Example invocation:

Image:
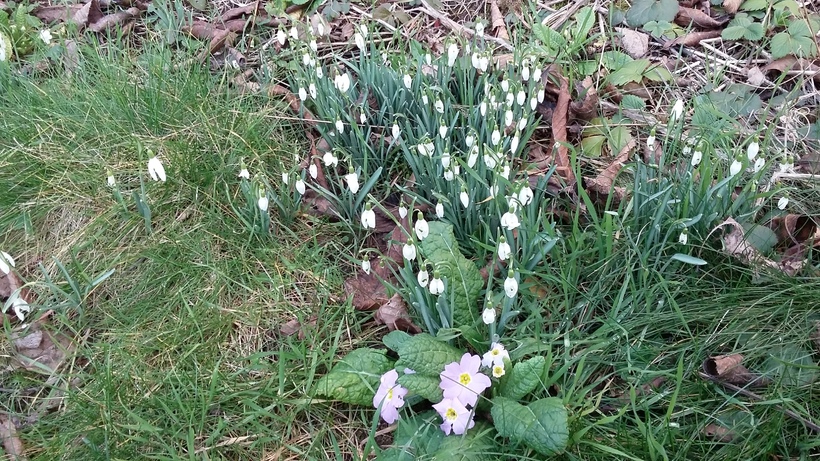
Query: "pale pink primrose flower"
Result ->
[[439, 353, 491, 407], [492, 364, 505, 378], [432, 397, 475, 435], [373, 370, 408, 424]]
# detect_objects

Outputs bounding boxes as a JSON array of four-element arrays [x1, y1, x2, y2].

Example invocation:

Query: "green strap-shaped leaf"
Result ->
[[394, 333, 464, 376], [501, 356, 547, 401], [313, 348, 393, 406], [491, 397, 569, 456], [419, 222, 484, 326]]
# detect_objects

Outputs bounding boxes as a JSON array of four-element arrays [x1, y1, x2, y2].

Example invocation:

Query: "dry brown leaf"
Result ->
[[709, 217, 803, 276], [222, 1, 259, 21], [723, 0, 744, 14], [702, 424, 736, 442], [344, 271, 388, 311], [702, 354, 769, 387], [490, 0, 509, 41], [374, 293, 422, 333], [585, 138, 636, 204], [767, 214, 816, 247], [266, 83, 318, 127], [675, 7, 729, 29], [569, 76, 598, 121], [10, 325, 74, 374], [762, 57, 820, 85], [33, 4, 86, 24], [616, 27, 649, 59], [338, 21, 354, 41], [0, 416, 26, 461], [664, 30, 722, 48], [279, 316, 317, 339], [72, 0, 103, 28], [746, 66, 766, 86], [547, 67, 575, 184]]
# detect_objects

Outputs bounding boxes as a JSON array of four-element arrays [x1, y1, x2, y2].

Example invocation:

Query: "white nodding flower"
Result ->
[[316, 66, 324, 78], [354, 32, 365, 51], [516, 90, 526, 106], [747, 142, 760, 161], [475, 21, 485, 37], [414, 212, 429, 240], [238, 168, 249, 180], [491, 129, 501, 147], [359, 112, 367, 124], [429, 271, 444, 295], [277, 29, 286, 46], [392, 123, 400, 139], [435, 99, 444, 114], [441, 151, 451, 168], [0, 251, 15, 275], [302, 53, 311, 67], [345, 170, 360, 194], [308, 164, 317, 179], [778, 196, 789, 210], [361, 204, 376, 229], [510, 133, 520, 154], [39, 29, 52, 45], [670, 99, 684, 120], [335, 119, 344, 134], [729, 158, 743, 177], [478, 56, 489, 72], [498, 236, 511, 261], [322, 151, 339, 168], [501, 209, 520, 230], [501, 79, 509, 93], [290, 26, 299, 40], [398, 205, 408, 219], [435, 201, 444, 218], [422, 94, 429, 105], [447, 43, 459, 67], [107, 171, 116, 186], [403, 240, 417, 261], [359, 23, 368, 38], [258, 189, 269, 211], [295, 178, 306, 195], [309, 40, 318, 52], [298, 87, 307, 101], [691, 150, 703, 167], [518, 184, 533, 206], [443, 168, 455, 181], [403, 74, 412, 89], [362, 259, 371, 275], [483, 150, 497, 169], [537, 88, 545, 103], [468, 145, 479, 168], [530, 97, 537, 111], [505, 110, 514, 127], [504, 270, 518, 298], [481, 307, 495, 324], [480, 101, 488, 116], [417, 266, 429, 287], [505, 92, 514, 107], [439, 124, 448, 139], [147, 156, 166, 182], [425, 53, 432, 65], [647, 134, 656, 150], [281, 172, 289, 185], [417, 141, 434, 158], [533, 67, 542, 82], [460, 190, 469, 208], [334, 73, 350, 93], [317, 22, 326, 36], [471, 52, 481, 70], [465, 134, 475, 148], [309, 83, 317, 99], [522, 66, 530, 81], [678, 230, 688, 245], [754, 157, 765, 172], [499, 164, 511, 180]]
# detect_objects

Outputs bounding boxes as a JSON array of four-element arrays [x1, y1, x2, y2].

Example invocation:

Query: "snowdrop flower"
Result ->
[[518, 184, 533, 206], [491, 129, 501, 147], [316, 22, 326, 36], [335, 119, 344, 134], [439, 353, 491, 407], [344, 169, 360, 193], [9, 296, 30, 322], [460, 189, 470, 208], [440, 151, 451, 169], [290, 26, 299, 40], [501, 79, 509, 93], [417, 265, 429, 287], [499, 164, 511, 180], [359, 112, 367, 124], [670, 99, 684, 120], [435, 99, 444, 114], [362, 259, 371, 274], [439, 124, 448, 139], [483, 150, 497, 169], [481, 306, 495, 324], [147, 156, 166, 182], [435, 201, 444, 218], [537, 87, 545, 103], [447, 43, 459, 66], [504, 110, 513, 127], [533, 67, 543, 82], [425, 53, 432, 65], [522, 65, 530, 81], [295, 178, 306, 195], [277, 29, 287, 46], [354, 32, 365, 51], [505, 92, 514, 107], [403, 74, 412, 89], [403, 240, 417, 261], [691, 150, 703, 167], [359, 23, 369, 38], [471, 52, 481, 70], [417, 141, 435, 158], [308, 83, 317, 99], [414, 211, 429, 240], [398, 203, 408, 219], [422, 94, 429, 105], [39, 29, 52, 45], [754, 157, 765, 173], [504, 270, 518, 298], [316, 66, 324, 78], [298, 87, 307, 101], [361, 203, 376, 229], [107, 171, 116, 186], [478, 55, 489, 72], [429, 271, 444, 295], [475, 21, 485, 37], [334, 73, 350, 93], [480, 101, 488, 116], [308, 163, 317, 179], [372, 370, 408, 424], [497, 236, 511, 261], [646, 132, 656, 150], [678, 230, 688, 245], [322, 151, 338, 168], [281, 172, 289, 185], [510, 132, 520, 154], [747, 142, 759, 161], [468, 145, 479, 168], [481, 342, 509, 368], [433, 398, 474, 435], [516, 90, 526, 106], [309, 40, 318, 52], [500, 209, 520, 230], [465, 134, 475, 148], [778, 196, 789, 210], [530, 97, 537, 111], [392, 123, 400, 139], [729, 158, 743, 177], [257, 188, 269, 211], [0, 251, 15, 275]]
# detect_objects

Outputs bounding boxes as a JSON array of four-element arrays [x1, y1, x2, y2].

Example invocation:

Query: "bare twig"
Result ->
[[418, 0, 513, 51]]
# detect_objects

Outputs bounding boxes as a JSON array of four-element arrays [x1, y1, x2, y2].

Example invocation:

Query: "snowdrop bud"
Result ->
[[443, 168, 454, 181], [258, 189, 269, 211], [392, 123, 400, 139], [309, 83, 317, 99], [403, 74, 412, 89], [0, 251, 15, 276], [309, 40, 318, 52], [277, 29, 286, 46], [482, 307, 496, 324], [398, 204, 408, 219], [322, 151, 338, 168], [480, 101, 487, 116], [505, 110, 513, 127], [302, 54, 311, 66], [290, 26, 299, 40], [295, 178, 306, 195], [447, 43, 459, 67], [505, 92, 514, 107], [354, 32, 365, 51], [468, 145, 479, 168], [530, 97, 537, 111], [360, 112, 367, 124], [441, 151, 451, 168], [501, 79, 509, 93], [516, 90, 526, 106], [533, 67, 542, 82], [425, 54, 432, 65], [537, 87, 545, 103], [465, 134, 475, 148], [335, 119, 344, 134], [281, 172, 289, 185], [422, 94, 429, 105], [518, 117, 528, 131], [678, 230, 688, 245], [460, 189, 469, 208], [747, 142, 759, 161], [497, 236, 511, 261], [417, 267, 429, 287], [471, 53, 481, 70], [359, 23, 368, 38], [778, 196, 789, 210], [435, 201, 444, 218], [308, 164, 317, 179], [316, 66, 323, 78], [479, 56, 489, 72], [362, 259, 371, 274], [670, 99, 684, 120], [647, 131, 656, 150], [439, 124, 448, 139], [518, 184, 533, 206], [729, 158, 742, 177], [691, 150, 703, 167], [298, 87, 307, 101], [147, 156, 166, 182], [754, 157, 765, 172], [499, 164, 511, 180], [504, 270, 518, 298], [435, 99, 444, 114], [522, 66, 530, 81], [107, 171, 116, 186]]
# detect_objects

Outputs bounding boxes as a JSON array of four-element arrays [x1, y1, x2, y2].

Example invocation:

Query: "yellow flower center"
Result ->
[[492, 349, 500, 356], [445, 408, 458, 421], [459, 372, 471, 386], [386, 388, 393, 401], [493, 365, 505, 378]]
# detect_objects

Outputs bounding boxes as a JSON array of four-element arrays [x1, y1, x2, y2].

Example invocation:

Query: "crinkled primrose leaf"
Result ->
[[419, 222, 483, 326], [393, 333, 463, 376], [397, 373, 443, 402], [491, 397, 569, 456], [313, 348, 393, 406], [500, 356, 547, 401]]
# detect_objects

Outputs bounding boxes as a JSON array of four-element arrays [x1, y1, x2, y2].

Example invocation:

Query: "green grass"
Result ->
[[1, 30, 819, 461]]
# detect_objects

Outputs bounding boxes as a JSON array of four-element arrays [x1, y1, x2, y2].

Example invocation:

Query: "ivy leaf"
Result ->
[[722, 14, 765, 41], [626, 0, 679, 27], [419, 222, 484, 326], [501, 356, 547, 400], [394, 333, 464, 376], [397, 373, 443, 402], [491, 397, 569, 456], [608, 59, 650, 86], [313, 348, 393, 405]]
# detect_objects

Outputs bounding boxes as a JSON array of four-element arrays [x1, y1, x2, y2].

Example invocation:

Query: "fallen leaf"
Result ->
[[0, 416, 26, 461], [222, 1, 259, 21], [279, 316, 317, 340], [701, 423, 736, 442], [767, 214, 816, 247], [709, 217, 803, 276], [674, 7, 729, 29], [33, 4, 86, 24], [266, 83, 318, 127], [11, 325, 74, 374], [664, 30, 722, 48], [746, 66, 766, 86], [344, 263, 390, 311], [702, 354, 769, 387], [543, 65, 575, 184], [617, 27, 649, 58], [762, 57, 820, 85], [569, 76, 599, 121], [374, 293, 421, 333], [723, 0, 743, 14], [586, 138, 636, 204], [72, 0, 103, 28], [490, 0, 509, 41]]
